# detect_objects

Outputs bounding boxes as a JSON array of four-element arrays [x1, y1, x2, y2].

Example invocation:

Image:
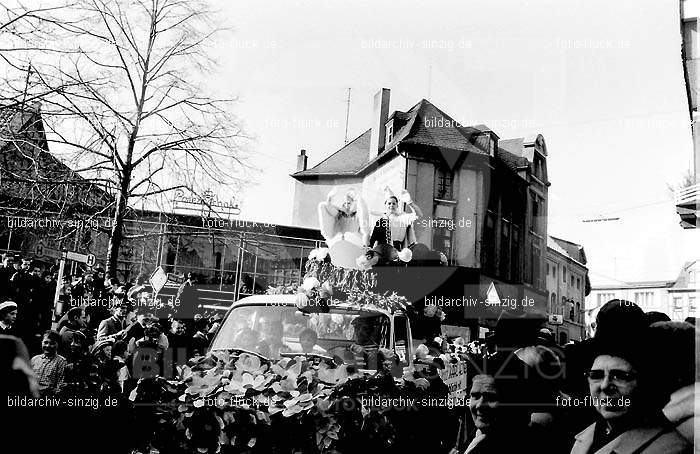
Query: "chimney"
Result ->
[[296, 149, 308, 172], [369, 88, 391, 160]]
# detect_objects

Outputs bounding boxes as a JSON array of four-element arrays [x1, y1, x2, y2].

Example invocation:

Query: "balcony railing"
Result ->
[[675, 183, 700, 205]]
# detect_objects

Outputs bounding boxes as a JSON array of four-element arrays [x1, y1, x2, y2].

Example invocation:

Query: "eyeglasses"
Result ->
[[585, 369, 636, 385]]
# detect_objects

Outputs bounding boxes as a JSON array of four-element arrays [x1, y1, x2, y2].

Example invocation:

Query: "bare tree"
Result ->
[[4, 0, 250, 276]]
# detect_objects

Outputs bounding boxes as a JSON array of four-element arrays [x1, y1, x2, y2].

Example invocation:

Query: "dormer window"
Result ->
[[386, 123, 394, 144]]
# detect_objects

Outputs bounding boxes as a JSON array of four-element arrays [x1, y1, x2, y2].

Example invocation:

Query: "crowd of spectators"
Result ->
[[0, 252, 222, 400]]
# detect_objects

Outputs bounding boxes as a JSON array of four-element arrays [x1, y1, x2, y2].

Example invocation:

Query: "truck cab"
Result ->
[[209, 294, 415, 375]]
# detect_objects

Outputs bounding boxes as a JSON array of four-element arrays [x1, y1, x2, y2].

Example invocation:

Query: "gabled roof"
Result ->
[[548, 235, 588, 266], [670, 260, 698, 289], [293, 98, 518, 179], [293, 129, 371, 177], [0, 102, 113, 208], [385, 99, 491, 154]]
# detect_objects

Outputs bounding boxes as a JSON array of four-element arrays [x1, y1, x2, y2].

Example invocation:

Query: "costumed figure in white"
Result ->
[[318, 188, 369, 247], [318, 188, 369, 269]]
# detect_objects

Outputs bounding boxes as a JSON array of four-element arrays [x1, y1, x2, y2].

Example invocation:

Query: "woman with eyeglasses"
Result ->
[[569, 335, 691, 454]]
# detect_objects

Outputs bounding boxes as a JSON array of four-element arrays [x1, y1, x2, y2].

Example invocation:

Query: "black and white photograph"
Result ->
[[0, 0, 698, 452]]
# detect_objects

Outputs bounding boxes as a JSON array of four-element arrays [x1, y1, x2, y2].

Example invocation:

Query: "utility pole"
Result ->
[[344, 88, 351, 144]]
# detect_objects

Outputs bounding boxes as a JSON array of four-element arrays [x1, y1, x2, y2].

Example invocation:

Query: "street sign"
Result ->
[[548, 314, 564, 325], [49, 248, 96, 330], [65, 250, 96, 265], [34, 241, 62, 260], [167, 272, 185, 284], [149, 266, 168, 295]]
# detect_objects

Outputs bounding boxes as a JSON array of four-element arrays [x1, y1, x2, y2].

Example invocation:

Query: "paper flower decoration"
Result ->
[[397, 248, 412, 262], [319, 281, 334, 298], [295, 293, 309, 309], [415, 344, 429, 360], [302, 276, 320, 292]]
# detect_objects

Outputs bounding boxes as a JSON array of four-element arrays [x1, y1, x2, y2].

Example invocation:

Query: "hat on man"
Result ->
[[90, 338, 114, 355], [0, 301, 18, 317]]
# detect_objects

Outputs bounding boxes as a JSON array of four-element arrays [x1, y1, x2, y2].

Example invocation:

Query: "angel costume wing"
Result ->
[[318, 196, 341, 245], [356, 196, 369, 246]]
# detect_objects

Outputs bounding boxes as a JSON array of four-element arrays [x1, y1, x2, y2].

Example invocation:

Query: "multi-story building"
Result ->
[[676, 0, 699, 228], [291, 88, 550, 324], [0, 102, 112, 255], [545, 236, 590, 343], [1, 102, 324, 304], [585, 260, 699, 334]]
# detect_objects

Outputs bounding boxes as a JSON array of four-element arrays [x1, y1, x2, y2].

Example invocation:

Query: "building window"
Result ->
[[432, 222, 453, 263], [534, 154, 545, 181], [482, 211, 496, 275], [386, 124, 394, 144], [596, 293, 616, 306], [434, 166, 454, 200], [570, 275, 574, 286], [499, 220, 511, 280], [552, 266, 556, 278], [561, 296, 567, 315], [562, 266, 566, 283], [546, 263, 549, 275], [531, 193, 544, 234], [559, 332, 568, 345], [569, 303, 575, 321], [576, 302, 581, 323], [634, 291, 654, 309], [673, 297, 684, 310], [511, 226, 520, 281], [550, 293, 557, 313], [576, 278, 580, 289], [531, 238, 542, 288], [689, 297, 696, 313]]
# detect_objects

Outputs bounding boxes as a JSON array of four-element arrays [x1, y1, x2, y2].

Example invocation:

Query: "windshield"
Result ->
[[210, 304, 390, 368]]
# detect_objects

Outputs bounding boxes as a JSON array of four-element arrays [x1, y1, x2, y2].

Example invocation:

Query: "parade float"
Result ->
[[129, 188, 470, 454]]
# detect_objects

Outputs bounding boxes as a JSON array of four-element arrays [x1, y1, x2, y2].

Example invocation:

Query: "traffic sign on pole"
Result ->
[[149, 266, 168, 295]]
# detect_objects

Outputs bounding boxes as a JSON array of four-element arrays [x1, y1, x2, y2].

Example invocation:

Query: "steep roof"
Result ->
[[548, 235, 588, 266], [293, 98, 524, 179], [293, 129, 371, 177], [496, 147, 529, 173], [385, 99, 491, 154], [0, 102, 112, 208]]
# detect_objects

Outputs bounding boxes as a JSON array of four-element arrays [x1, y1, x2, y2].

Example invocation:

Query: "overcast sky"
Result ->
[[203, 0, 696, 285]]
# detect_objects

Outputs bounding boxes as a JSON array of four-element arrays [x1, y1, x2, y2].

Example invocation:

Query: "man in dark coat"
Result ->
[[0, 254, 17, 301], [455, 352, 537, 454], [97, 300, 130, 340]]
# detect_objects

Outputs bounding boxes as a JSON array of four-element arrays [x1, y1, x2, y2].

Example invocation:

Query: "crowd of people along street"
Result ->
[[0, 252, 222, 399], [0, 249, 697, 453]]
